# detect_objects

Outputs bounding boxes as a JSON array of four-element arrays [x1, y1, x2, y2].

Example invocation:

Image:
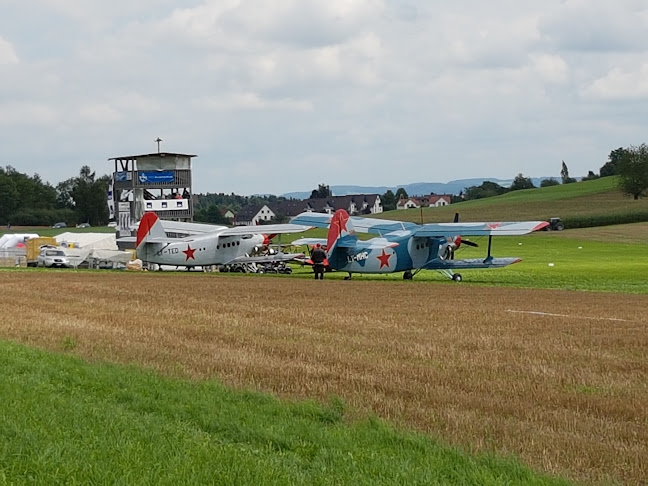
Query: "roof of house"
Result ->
[[235, 204, 268, 222], [271, 194, 381, 216]]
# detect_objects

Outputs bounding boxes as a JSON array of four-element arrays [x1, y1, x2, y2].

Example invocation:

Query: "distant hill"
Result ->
[[283, 178, 552, 199], [372, 176, 648, 228]]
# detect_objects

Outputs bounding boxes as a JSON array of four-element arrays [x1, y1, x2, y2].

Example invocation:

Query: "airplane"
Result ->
[[133, 212, 312, 269], [290, 209, 549, 281]]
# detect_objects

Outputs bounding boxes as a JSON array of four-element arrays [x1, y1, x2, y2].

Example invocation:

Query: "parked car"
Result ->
[[76, 223, 91, 228], [37, 248, 70, 268], [52, 222, 67, 229]]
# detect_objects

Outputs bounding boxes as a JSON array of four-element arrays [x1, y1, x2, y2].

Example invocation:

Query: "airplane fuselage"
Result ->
[[138, 233, 265, 267], [328, 231, 444, 274]]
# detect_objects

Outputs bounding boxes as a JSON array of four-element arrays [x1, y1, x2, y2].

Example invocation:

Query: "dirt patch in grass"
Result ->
[[1, 271, 646, 484]]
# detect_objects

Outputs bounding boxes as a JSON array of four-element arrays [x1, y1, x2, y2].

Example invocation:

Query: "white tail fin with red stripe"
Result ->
[[136, 212, 166, 248]]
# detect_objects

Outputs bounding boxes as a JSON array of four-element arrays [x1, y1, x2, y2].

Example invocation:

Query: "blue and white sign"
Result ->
[[115, 171, 131, 182], [138, 171, 175, 184]]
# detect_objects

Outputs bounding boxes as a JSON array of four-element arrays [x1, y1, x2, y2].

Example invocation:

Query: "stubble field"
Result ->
[[1, 271, 646, 484]]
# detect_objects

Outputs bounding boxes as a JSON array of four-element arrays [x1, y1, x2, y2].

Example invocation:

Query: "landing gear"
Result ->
[[344, 273, 352, 280], [403, 270, 413, 280], [452, 273, 463, 282]]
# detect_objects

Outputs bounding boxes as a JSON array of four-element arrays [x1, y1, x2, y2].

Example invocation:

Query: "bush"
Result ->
[[562, 211, 648, 229]]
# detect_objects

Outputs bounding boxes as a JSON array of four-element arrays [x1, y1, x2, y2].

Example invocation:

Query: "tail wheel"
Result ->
[[403, 271, 413, 280], [452, 273, 462, 282]]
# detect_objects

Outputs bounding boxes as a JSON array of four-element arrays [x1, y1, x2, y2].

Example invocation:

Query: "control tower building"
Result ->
[[109, 151, 197, 233]]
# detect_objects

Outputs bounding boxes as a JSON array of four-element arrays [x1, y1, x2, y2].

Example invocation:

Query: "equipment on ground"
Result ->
[[545, 217, 565, 231]]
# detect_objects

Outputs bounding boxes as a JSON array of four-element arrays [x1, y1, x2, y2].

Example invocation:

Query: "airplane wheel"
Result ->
[[452, 273, 462, 282], [403, 271, 413, 280]]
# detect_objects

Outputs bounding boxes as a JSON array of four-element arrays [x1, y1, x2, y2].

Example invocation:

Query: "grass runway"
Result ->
[[1, 270, 647, 484]]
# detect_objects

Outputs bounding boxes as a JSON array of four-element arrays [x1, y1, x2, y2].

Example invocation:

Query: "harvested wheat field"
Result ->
[[1, 271, 647, 484]]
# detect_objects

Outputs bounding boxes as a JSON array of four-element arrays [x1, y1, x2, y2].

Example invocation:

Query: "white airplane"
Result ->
[[134, 212, 311, 268]]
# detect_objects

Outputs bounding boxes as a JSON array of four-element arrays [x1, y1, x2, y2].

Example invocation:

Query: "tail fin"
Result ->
[[326, 209, 357, 254], [136, 212, 166, 248]]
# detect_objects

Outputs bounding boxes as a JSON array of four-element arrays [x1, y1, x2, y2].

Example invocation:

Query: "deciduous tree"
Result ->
[[510, 173, 535, 191], [618, 144, 648, 200]]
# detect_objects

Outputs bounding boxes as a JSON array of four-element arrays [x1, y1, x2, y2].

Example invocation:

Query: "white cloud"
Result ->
[[197, 92, 313, 112], [0, 36, 19, 64], [1, 1, 648, 194], [582, 64, 648, 100]]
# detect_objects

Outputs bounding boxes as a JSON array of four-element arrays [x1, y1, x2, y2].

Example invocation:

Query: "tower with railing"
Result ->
[[109, 151, 197, 233]]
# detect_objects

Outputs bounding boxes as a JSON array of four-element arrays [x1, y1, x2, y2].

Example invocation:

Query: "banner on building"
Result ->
[[138, 171, 174, 184], [107, 176, 115, 219], [118, 213, 131, 237]]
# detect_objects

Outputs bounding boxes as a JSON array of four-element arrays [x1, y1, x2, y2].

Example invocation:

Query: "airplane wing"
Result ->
[[136, 219, 228, 235], [348, 216, 419, 234], [414, 221, 548, 237], [290, 212, 418, 234], [289, 212, 332, 228], [424, 257, 522, 270], [218, 223, 312, 236], [226, 252, 305, 264], [291, 237, 328, 246]]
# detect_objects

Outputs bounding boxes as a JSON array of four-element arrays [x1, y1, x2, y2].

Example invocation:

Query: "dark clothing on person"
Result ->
[[311, 247, 327, 280]]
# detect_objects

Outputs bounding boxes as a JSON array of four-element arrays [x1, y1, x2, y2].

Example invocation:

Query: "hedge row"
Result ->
[[562, 211, 648, 229]]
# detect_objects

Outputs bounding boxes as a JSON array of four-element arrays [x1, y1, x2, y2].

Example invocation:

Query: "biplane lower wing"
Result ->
[[424, 257, 521, 270], [227, 253, 304, 264]]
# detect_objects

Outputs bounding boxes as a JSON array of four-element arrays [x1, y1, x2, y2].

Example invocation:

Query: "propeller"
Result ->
[[262, 233, 277, 246], [451, 212, 478, 248]]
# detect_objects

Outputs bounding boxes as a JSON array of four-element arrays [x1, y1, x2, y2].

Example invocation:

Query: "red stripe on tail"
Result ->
[[136, 212, 159, 248]]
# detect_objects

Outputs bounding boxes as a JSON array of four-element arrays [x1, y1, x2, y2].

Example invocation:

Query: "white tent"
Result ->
[[55, 232, 117, 251], [0, 234, 39, 249]]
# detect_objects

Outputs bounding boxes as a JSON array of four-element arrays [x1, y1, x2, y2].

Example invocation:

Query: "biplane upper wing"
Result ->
[[154, 220, 229, 235], [423, 257, 522, 270], [413, 221, 548, 237], [218, 223, 312, 236]]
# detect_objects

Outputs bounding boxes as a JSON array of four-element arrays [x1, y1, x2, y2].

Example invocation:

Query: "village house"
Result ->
[[234, 205, 276, 226], [396, 194, 452, 210], [271, 194, 383, 218]]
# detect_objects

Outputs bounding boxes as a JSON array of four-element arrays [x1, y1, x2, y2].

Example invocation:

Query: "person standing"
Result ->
[[311, 243, 327, 280]]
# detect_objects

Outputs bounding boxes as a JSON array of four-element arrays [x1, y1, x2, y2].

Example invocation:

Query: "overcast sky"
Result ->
[[1, 1, 647, 195]]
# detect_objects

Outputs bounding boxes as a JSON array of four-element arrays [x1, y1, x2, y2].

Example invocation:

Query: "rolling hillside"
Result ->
[[377, 177, 648, 225]]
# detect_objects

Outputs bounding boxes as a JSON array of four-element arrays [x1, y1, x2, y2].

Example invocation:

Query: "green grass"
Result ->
[[0, 341, 568, 485], [286, 231, 648, 294]]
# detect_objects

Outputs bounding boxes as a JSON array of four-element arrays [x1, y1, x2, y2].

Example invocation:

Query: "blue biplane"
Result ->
[[291, 209, 548, 281]]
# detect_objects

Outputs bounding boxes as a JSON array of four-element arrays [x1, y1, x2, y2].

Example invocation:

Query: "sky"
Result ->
[[1, 0, 647, 195]]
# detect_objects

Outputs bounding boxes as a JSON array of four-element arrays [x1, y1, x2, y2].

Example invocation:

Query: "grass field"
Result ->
[[380, 177, 648, 224], [0, 340, 567, 485], [1, 270, 647, 484]]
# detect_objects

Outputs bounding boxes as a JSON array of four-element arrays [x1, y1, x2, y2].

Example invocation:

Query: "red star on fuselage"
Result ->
[[377, 249, 391, 269], [183, 245, 196, 261]]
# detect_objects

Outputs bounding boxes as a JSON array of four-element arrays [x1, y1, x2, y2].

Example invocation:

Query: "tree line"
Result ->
[[0, 165, 109, 227], [461, 145, 648, 201]]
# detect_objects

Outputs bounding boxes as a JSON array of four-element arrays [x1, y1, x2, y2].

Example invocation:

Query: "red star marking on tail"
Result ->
[[377, 249, 391, 269], [183, 245, 196, 261]]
